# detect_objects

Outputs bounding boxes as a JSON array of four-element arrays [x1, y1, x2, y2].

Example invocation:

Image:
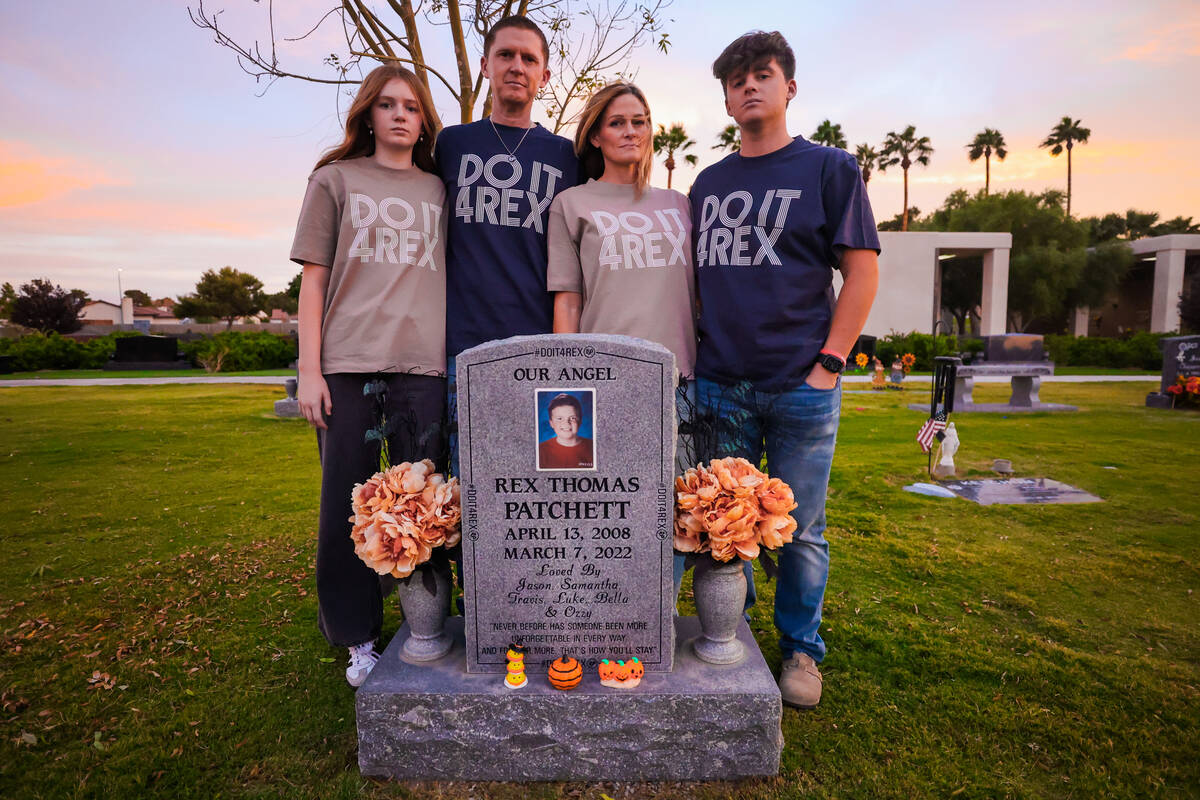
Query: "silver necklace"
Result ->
[[490, 117, 533, 163]]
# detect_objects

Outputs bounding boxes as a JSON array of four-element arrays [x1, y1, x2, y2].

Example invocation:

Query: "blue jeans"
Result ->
[[693, 375, 841, 663]]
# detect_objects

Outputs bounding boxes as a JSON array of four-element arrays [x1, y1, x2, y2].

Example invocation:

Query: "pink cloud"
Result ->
[[1118, 19, 1200, 62], [0, 141, 118, 208]]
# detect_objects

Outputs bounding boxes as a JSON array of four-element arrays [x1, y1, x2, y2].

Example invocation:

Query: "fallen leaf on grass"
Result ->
[[20, 732, 37, 746], [87, 672, 115, 690]]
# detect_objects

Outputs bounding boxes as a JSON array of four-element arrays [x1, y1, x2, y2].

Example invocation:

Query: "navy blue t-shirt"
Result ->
[[436, 120, 578, 357], [689, 137, 880, 391]]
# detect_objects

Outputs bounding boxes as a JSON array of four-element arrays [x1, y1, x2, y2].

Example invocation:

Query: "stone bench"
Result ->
[[951, 362, 1075, 412]]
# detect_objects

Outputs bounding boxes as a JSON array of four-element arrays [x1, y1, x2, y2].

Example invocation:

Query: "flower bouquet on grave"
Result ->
[[347, 378, 460, 661], [673, 457, 799, 664], [349, 458, 461, 583], [1166, 374, 1200, 407]]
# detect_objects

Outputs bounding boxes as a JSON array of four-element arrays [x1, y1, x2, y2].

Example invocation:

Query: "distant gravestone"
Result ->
[[1146, 335, 1200, 408], [274, 377, 301, 418], [981, 333, 1045, 363], [103, 335, 190, 370], [940, 478, 1102, 505], [455, 334, 676, 673]]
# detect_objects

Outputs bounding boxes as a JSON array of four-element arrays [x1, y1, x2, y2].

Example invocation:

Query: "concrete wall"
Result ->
[[834, 231, 1013, 336]]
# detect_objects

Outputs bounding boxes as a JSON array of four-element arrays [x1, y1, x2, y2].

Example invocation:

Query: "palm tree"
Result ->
[[877, 125, 933, 232], [653, 123, 698, 190], [1039, 116, 1090, 217], [966, 128, 1007, 194], [713, 123, 741, 152], [854, 143, 879, 185], [811, 119, 847, 149]]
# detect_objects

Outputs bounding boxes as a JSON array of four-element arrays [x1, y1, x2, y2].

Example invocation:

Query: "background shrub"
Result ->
[[0, 331, 141, 371], [1044, 332, 1166, 369], [179, 331, 296, 372], [874, 333, 961, 371], [0, 331, 295, 372]]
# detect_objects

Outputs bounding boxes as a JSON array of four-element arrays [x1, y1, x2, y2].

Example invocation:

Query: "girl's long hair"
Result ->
[[574, 83, 654, 195], [314, 65, 441, 173]]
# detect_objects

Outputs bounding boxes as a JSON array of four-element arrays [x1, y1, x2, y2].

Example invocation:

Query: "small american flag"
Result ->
[[916, 410, 947, 453]]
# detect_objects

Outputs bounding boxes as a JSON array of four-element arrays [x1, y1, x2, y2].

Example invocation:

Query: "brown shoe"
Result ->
[[779, 652, 822, 709]]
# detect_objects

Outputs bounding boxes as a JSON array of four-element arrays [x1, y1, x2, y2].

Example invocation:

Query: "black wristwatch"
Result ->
[[817, 351, 846, 374]]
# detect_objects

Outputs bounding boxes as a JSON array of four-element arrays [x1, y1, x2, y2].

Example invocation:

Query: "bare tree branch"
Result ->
[[187, 0, 672, 127]]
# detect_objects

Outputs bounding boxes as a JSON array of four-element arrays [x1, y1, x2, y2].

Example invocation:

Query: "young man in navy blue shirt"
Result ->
[[690, 30, 880, 709], [436, 16, 579, 475]]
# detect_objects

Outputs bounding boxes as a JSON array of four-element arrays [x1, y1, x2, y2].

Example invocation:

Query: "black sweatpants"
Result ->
[[315, 372, 447, 648]]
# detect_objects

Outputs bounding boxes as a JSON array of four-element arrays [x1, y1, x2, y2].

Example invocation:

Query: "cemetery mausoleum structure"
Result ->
[[836, 231, 1014, 336]]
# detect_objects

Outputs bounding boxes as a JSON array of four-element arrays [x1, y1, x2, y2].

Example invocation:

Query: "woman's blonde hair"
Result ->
[[314, 65, 441, 172], [574, 83, 653, 195]]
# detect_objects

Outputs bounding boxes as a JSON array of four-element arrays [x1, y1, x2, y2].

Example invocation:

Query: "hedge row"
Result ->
[[179, 331, 296, 372], [0, 331, 141, 371], [0, 331, 296, 372], [858, 331, 1168, 371], [1043, 332, 1166, 370], [0, 330, 1170, 373]]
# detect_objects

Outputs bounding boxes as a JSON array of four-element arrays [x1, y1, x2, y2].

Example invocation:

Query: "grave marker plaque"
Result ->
[[456, 334, 676, 674]]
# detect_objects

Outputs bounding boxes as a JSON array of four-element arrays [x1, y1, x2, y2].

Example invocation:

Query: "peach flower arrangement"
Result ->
[[349, 459, 461, 579], [674, 457, 798, 563]]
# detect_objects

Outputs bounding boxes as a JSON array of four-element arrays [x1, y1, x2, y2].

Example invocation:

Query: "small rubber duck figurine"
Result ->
[[503, 642, 528, 689]]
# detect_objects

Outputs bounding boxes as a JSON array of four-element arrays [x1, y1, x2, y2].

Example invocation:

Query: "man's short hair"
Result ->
[[484, 15, 550, 66], [548, 393, 582, 419], [712, 30, 796, 88]]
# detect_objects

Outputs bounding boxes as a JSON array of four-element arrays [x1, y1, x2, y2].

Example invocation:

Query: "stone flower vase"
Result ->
[[692, 557, 747, 665], [396, 564, 454, 662]]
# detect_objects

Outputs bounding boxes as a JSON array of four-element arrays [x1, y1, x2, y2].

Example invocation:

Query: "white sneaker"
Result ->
[[346, 641, 379, 687]]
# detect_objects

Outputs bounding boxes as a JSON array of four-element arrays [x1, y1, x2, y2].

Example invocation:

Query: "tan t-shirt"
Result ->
[[546, 181, 696, 377], [290, 157, 447, 375]]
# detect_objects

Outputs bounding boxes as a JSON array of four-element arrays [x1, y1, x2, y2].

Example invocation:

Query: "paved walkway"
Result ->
[[0, 374, 1160, 388]]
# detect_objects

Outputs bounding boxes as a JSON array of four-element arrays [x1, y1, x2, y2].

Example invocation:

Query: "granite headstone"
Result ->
[[455, 334, 676, 673], [982, 333, 1046, 363], [103, 335, 190, 370], [1146, 335, 1200, 408]]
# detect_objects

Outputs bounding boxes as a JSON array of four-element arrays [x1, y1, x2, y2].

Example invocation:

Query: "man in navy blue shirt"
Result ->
[[690, 30, 880, 709], [436, 16, 578, 475]]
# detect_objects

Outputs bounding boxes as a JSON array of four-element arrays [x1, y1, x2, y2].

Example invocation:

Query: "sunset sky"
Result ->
[[1, 0, 1197, 303]]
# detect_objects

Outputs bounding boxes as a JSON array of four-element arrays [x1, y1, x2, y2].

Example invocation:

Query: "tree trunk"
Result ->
[[901, 167, 910, 231], [665, 155, 675, 190], [985, 155, 990, 195], [1066, 141, 1073, 217]]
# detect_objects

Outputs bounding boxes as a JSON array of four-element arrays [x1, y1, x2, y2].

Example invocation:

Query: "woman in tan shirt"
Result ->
[[290, 65, 447, 687]]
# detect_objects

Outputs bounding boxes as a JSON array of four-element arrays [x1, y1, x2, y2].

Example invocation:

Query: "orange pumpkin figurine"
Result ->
[[626, 657, 644, 687], [599, 657, 643, 689], [597, 659, 618, 687], [547, 654, 582, 690]]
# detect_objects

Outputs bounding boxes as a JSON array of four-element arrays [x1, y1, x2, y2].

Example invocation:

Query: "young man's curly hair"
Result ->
[[711, 30, 796, 90]]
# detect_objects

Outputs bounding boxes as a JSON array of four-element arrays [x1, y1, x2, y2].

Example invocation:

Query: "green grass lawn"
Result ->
[[0, 383, 1196, 798], [0, 368, 294, 380]]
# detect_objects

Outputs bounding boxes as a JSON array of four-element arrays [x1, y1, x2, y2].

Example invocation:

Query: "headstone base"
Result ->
[[273, 399, 301, 417], [1145, 392, 1174, 409], [102, 359, 192, 371], [357, 615, 782, 782]]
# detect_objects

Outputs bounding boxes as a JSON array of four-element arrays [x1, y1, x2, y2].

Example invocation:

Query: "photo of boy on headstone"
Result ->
[[536, 390, 595, 470]]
